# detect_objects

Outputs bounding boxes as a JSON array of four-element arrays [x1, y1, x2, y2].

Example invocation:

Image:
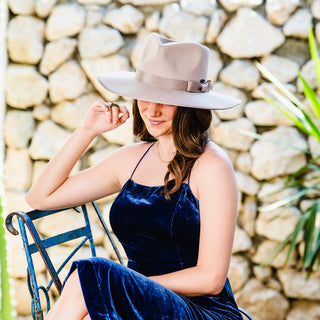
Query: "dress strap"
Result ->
[[130, 142, 157, 179]]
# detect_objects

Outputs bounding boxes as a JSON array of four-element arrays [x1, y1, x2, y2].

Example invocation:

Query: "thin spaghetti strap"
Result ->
[[130, 142, 156, 179]]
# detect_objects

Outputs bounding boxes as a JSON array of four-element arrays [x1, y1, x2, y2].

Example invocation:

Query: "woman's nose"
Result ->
[[147, 102, 161, 116]]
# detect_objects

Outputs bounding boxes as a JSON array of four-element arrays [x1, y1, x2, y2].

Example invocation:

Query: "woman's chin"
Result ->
[[146, 126, 172, 138]]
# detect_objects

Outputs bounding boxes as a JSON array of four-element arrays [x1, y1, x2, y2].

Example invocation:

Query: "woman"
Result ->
[[26, 33, 243, 320]]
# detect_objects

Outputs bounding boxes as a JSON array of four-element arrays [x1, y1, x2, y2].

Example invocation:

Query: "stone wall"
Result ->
[[4, 0, 320, 319]]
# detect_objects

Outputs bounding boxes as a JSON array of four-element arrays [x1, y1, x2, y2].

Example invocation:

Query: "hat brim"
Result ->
[[97, 71, 241, 110]]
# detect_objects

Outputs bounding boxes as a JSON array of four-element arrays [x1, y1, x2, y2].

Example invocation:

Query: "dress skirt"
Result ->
[[64, 257, 243, 320]]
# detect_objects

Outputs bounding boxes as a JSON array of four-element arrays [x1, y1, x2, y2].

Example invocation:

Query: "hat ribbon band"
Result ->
[[136, 69, 211, 93]]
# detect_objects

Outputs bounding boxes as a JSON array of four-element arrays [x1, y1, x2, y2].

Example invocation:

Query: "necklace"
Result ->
[[156, 142, 174, 164]]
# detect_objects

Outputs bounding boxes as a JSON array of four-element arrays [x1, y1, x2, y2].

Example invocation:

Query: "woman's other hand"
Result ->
[[81, 100, 130, 137]]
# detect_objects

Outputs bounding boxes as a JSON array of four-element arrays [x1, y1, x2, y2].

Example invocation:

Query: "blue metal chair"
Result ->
[[6, 202, 253, 320], [5, 202, 123, 320]]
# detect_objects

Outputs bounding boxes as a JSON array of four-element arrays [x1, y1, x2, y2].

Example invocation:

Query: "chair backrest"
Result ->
[[5, 202, 121, 320]]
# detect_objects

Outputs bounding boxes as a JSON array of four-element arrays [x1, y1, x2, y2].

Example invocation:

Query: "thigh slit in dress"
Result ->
[[64, 143, 243, 320]]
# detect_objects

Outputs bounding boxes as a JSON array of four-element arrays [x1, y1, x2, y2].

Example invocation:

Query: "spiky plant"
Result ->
[[253, 27, 320, 273]]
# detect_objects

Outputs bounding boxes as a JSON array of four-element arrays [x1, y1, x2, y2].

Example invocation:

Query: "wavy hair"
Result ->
[[132, 100, 212, 199]]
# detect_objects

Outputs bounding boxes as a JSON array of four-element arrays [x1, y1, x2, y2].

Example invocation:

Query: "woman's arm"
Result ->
[[26, 100, 130, 210], [150, 144, 238, 296]]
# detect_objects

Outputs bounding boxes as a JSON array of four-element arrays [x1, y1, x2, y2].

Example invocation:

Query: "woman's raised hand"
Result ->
[[81, 100, 130, 136]]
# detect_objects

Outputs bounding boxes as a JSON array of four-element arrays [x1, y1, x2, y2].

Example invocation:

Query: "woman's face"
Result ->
[[137, 100, 177, 138]]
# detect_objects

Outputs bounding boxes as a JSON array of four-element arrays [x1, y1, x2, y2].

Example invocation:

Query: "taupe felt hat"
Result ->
[[97, 33, 241, 110]]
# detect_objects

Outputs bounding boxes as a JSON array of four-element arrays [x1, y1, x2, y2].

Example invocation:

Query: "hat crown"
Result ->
[[97, 32, 241, 110], [137, 33, 209, 82]]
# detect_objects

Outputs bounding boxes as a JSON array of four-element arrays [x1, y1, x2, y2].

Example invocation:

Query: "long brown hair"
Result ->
[[132, 100, 212, 199]]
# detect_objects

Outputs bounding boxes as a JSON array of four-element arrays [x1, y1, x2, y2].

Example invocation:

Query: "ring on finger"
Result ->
[[102, 100, 111, 111], [110, 103, 120, 110]]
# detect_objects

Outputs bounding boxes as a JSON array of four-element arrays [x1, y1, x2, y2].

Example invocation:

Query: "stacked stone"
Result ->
[[4, 0, 320, 319]]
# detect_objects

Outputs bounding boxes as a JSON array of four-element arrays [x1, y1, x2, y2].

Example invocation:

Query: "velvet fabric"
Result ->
[[64, 145, 243, 319]]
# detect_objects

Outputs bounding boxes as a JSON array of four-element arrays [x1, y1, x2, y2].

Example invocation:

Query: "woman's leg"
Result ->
[[45, 270, 89, 320]]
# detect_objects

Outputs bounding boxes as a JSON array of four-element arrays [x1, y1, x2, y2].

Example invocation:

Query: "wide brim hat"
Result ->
[[97, 33, 241, 110]]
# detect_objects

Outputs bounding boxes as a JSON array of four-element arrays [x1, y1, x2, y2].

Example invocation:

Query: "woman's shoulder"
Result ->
[[113, 141, 155, 159], [106, 141, 156, 186], [200, 141, 233, 167], [190, 141, 237, 199], [192, 141, 235, 182], [109, 141, 155, 170]]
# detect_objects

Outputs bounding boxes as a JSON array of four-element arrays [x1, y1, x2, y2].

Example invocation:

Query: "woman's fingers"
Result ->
[[119, 104, 130, 123], [102, 101, 129, 125], [111, 103, 120, 124]]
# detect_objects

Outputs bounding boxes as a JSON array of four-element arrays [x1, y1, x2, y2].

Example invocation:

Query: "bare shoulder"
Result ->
[[190, 141, 236, 196], [107, 141, 155, 184], [112, 141, 154, 161], [196, 141, 234, 173]]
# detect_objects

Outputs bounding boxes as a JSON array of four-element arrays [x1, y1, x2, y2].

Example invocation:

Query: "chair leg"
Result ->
[[27, 270, 44, 320], [34, 310, 44, 320]]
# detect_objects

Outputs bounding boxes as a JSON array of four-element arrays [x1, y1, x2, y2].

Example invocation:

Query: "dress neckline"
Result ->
[[129, 178, 165, 189], [123, 178, 199, 203]]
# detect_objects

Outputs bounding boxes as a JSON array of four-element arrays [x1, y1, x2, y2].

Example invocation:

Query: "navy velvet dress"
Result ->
[[65, 143, 243, 320]]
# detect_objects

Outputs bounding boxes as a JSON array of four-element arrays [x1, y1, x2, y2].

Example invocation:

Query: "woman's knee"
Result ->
[[45, 270, 88, 320], [61, 269, 84, 301]]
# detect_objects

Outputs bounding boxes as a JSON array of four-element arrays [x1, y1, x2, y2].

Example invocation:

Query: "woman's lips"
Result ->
[[148, 119, 164, 126]]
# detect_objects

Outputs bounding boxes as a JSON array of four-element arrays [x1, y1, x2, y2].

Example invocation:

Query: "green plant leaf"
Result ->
[[255, 61, 306, 110], [0, 195, 15, 320], [298, 72, 320, 120], [255, 37, 320, 271], [304, 232, 320, 275], [305, 227, 320, 268], [308, 26, 320, 90], [238, 129, 311, 154], [262, 201, 312, 266], [259, 189, 308, 212], [303, 203, 317, 265], [300, 108, 320, 143], [314, 231, 320, 268], [285, 210, 311, 263], [286, 163, 317, 185], [302, 200, 320, 269], [265, 85, 306, 119], [263, 232, 292, 265], [264, 95, 311, 135]]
